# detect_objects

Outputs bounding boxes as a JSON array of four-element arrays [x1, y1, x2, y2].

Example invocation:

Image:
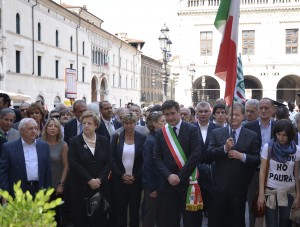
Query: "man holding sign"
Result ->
[[153, 100, 203, 227]]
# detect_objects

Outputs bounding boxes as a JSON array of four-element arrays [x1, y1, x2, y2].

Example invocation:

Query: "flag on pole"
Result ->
[[234, 54, 246, 103], [214, 0, 241, 106]]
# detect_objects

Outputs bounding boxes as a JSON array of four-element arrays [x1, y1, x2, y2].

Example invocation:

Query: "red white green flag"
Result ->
[[214, 0, 241, 106]]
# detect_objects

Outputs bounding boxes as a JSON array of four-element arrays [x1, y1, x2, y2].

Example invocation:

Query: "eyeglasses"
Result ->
[[20, 109, 27, 112]]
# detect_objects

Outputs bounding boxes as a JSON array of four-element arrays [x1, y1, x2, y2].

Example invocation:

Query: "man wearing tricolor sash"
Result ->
[[153, 100, 204, 227]]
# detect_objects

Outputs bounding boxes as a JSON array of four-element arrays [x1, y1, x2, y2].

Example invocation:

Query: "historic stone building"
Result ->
[[141, 54, 164, 107], [173, 0, 300, 106], [0, 0, 142, 109]]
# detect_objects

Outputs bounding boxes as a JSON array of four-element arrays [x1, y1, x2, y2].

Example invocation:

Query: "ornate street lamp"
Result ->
[[159, 23, 172, 96]]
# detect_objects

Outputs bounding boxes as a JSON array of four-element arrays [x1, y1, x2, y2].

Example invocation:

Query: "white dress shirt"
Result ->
[[198, 122, 209, 143], [22, 138, 39, 181]]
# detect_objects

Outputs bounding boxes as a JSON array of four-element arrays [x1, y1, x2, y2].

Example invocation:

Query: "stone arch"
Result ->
[[192, 75, 220, 106], [36, 95, 45, 105], [100, 76, 108, 101], [244, 75, 263, 100], [53, 96, 61, 108], [91, 76, 98, 102], [276, 74, 300, 103]]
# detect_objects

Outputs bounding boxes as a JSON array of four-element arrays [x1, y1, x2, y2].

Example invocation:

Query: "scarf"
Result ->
[[269, 139, 297, 163]]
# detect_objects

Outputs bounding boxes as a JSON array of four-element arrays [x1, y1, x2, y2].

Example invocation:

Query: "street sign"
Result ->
[[65, 68, 77, 99]]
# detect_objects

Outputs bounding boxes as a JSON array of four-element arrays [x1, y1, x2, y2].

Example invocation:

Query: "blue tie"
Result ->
[[231, 130, 236, 145]]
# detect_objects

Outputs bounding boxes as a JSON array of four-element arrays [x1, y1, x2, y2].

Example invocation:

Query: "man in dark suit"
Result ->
[[0, 108, 20, 142], [207, 102, 260, 227], [130, 104, 146, 126], [96, 101, 122, 142], [194, 101, 221, 217], [153, 100, 203, 227], [0, 118, 52, 197], [64, 100, 87, 145], [244, 97, 276, 227]]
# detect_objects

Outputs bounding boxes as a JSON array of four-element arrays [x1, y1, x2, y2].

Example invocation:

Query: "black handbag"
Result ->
[[85, 191, 109, 217]]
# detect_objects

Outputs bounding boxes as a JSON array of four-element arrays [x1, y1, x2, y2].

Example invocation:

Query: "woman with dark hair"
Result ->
[[257, 119, 300, 227], [111, 111, 146, 227], [27, 102, 45, 138], [142, 111, 166, 227], [68, 111, 110, 226]]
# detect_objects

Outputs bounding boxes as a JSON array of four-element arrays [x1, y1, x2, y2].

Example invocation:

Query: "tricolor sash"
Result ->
[[162, 124, 203, 211]]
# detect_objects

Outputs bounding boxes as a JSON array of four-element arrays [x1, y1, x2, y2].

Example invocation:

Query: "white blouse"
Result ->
[[122, 143, 135, 175]]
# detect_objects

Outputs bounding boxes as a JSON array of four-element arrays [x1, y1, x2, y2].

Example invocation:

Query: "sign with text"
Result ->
[[65, 68, 77, 99]]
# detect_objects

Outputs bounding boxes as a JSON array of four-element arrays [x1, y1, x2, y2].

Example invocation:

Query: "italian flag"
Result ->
[[214, 0, 241, 106]]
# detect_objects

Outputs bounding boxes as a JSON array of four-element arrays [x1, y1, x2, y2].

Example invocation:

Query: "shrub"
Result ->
[[0, 181, 62, 227]]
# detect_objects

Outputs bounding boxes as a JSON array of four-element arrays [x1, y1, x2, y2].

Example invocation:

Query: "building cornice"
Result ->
[[177, 5, 300, 16]]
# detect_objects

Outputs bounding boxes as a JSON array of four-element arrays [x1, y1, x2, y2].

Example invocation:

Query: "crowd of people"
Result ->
[[0, 92, 300, 227]]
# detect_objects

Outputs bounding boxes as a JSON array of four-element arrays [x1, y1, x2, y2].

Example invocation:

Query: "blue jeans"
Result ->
[[265, 193, 293, 227]]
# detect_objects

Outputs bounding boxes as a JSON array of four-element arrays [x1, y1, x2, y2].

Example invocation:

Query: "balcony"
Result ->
[[182, 0, 300, 10]]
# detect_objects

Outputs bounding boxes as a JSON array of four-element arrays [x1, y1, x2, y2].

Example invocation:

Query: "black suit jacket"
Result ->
[[95, 119, 122, 142], [64, 118, 78, 145], [0, 136, 7, 158], [0, 138, 52, 194], [294, 132, 299, 145], [244, 119, 275, 149], [207, 126, 260, 194], [68, 134, 110, 195], [110, 131, 146, 182], [153, 121, 202, 191], [193, 121, 221, 155], [139, 119, 146, 126]]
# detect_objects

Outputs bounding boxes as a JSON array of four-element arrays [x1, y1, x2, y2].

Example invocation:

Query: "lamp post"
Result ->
[[171, 73, 179, 100], [158, 23, 172, 96], [201, 76, 206, 101], [152, 73, 156, 102], [188, 63, 196, 105]]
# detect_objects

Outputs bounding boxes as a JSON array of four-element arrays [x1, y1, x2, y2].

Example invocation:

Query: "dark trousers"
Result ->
[[247, 170, 259, 227], [209, 191, 247, 227], [197, 164, 212, 214], [142, 189, 164, 227], [113, 179, 142, 227], [160, 187, 203, 227]]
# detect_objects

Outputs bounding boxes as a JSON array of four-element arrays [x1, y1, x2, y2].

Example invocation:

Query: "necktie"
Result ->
[[78, 124, 83, 135], [107, 122, 114, 135], [173, 127, 178, 137], [3, 132, 7, 139], [231, 130, 236, 145]]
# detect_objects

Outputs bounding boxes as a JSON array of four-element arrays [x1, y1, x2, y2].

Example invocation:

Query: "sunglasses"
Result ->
[[51, 115, 60, 119]]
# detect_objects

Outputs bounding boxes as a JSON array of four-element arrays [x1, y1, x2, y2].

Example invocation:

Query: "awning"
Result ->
[[0, 90, 31, 101]]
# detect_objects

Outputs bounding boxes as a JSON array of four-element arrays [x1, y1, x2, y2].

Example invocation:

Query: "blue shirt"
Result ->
[[259, 119, 272, 152]]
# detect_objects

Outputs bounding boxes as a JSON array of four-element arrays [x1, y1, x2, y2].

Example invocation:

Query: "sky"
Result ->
[[56, 0, 180, 59]]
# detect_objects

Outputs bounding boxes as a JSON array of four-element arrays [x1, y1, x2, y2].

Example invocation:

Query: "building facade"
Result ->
[[0, 0, 142, 109], [174, 0, 300, 106], [141, 54, 164, 107]]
